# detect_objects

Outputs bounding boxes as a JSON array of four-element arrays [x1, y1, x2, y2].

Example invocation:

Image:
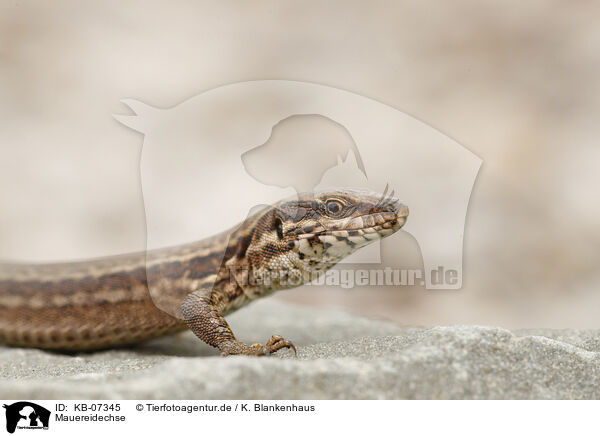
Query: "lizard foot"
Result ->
[[264, 335, 297, 356], [221, 335, 297, 357]]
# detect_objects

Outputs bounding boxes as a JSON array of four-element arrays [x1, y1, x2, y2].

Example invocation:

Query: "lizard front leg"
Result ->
[[180, 290, 296, 356]]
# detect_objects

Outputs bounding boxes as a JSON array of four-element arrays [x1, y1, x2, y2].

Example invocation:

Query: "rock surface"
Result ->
[[1, 300, 599, 399]]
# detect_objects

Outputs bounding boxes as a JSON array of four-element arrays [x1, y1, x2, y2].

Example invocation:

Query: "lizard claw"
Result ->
[[220, 336, 297, 356], [266, 335, 297, 356]]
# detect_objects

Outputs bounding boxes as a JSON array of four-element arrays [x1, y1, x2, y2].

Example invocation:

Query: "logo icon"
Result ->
[[114, 80, 481, 318], [3, 402, 50, 434]]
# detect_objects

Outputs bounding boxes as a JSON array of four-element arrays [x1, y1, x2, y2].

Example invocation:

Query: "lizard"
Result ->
[[0, 189, 408, 356]]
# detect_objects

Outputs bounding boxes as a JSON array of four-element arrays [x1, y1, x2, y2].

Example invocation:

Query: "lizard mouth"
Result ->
[[296, 207, 409, 240]]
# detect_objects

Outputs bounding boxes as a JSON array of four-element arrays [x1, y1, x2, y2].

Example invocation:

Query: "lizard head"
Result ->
[[242, 188, 409, 289]]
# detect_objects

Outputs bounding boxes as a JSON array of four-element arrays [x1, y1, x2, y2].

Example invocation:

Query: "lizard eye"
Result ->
[[325, 199, 344, 217]]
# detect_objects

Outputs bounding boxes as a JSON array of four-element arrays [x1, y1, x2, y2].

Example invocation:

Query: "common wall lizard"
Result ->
[[0, 189, 408, 356]]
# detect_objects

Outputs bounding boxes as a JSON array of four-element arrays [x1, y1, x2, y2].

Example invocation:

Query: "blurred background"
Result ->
[[1, 0, 598, 328]]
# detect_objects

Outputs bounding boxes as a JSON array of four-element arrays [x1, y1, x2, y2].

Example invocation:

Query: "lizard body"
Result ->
[[0, 190, 408, 355]]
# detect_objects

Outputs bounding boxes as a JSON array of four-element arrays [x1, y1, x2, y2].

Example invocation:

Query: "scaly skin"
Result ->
[[0, 189, 408, 356]]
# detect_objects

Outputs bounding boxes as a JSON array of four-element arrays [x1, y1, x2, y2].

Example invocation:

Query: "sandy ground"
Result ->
[[1, 300, 599, 400]]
